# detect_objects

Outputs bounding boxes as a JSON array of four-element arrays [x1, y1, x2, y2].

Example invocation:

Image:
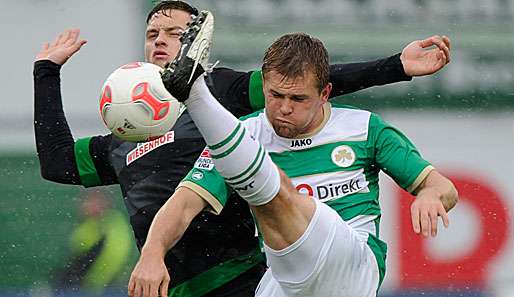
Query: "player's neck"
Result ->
[[296, 103, 330, 139]]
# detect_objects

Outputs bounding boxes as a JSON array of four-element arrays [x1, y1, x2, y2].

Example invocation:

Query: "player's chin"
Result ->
[[274, 125, 298, 138], [149, 58, 169, 68]]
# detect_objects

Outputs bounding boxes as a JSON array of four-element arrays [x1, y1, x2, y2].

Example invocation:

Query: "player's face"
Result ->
[[144, 9, 192, 68], [264, 70, 332, 138]]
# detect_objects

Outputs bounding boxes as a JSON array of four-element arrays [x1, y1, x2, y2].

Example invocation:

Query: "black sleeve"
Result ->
[[329, 53, 412, 97], [33, 60, 117, 186], [204, 67, 254, 118]]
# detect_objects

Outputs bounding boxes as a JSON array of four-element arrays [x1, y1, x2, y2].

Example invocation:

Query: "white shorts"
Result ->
[[255, 199, 380, 297]]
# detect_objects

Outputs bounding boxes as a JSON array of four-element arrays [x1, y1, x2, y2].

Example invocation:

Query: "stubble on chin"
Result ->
[[273, 123, 297, 138]]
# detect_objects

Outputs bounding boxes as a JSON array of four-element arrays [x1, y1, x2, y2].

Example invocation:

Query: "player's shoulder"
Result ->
[[328, 103, 391, 139], [329, 102, 383, 124], [329, 102, 372, 125]]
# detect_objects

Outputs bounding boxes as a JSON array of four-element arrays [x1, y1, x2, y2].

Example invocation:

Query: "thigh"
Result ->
[[258, 200, 379, 297]]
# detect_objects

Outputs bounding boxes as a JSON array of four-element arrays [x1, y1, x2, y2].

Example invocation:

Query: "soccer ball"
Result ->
[[99, 62, 182, 142]]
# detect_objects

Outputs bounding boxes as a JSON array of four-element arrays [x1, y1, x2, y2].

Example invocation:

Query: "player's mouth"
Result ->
[[153, 51, 169, 59], [275, 118, 294, 126]]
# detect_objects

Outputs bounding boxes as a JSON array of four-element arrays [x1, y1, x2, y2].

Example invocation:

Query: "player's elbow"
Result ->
[[38, 158, 81, 185]]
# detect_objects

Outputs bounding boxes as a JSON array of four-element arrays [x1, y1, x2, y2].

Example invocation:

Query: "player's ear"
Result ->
[[320, 82, 332, 103]]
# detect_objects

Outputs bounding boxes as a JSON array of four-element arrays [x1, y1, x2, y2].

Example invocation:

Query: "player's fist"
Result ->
[[35, 28, 87, 65], [400, 35, 451, 76], [128, 252, 170, 297]]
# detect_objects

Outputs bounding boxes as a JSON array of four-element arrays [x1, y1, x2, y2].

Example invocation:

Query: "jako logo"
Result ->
[[290, 138, 312, 148]]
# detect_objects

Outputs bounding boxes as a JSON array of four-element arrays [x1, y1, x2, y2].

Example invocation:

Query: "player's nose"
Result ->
[[154, 31, 167, 46], [279, 99, 293, 115]]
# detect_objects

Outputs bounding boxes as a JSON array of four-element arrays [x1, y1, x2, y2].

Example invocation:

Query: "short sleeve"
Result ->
[[369, 114, 433, 193], [177, 148, 231, 215]]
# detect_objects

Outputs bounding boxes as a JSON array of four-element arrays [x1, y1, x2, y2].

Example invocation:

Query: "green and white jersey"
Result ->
[[179, 102, 433, 284]]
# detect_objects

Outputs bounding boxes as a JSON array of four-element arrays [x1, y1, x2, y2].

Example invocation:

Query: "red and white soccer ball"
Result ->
[[99, 62, 181, 142]]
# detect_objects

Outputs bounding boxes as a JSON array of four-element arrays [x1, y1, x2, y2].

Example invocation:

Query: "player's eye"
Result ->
[[168, 30, 183, 38], [271, 91, 282, 98], [146, 33, 158, 40], [292, 96, 307, 102]]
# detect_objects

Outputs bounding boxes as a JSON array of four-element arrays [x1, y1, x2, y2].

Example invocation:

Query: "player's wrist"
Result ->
[[141, 242, 168, 259], [416, 187, 443, 201]]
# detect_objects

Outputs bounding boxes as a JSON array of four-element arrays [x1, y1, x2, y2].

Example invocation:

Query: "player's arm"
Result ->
[[330, 35, 451, 97], [128, 187, 207, 297], [128, 162, 230, 297], [213, 35, 451, 114], [34, 29, 117, 186], [370, 113, 458, 238]]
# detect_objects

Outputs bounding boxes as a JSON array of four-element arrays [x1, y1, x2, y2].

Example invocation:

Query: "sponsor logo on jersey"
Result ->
[[331, 145, 356, 168], [290, 138, 313, 148], [192, 171, 204, 181], [126, 131, 175, 165], [293, 170, 368, 202], [194, 148, 214, 171]]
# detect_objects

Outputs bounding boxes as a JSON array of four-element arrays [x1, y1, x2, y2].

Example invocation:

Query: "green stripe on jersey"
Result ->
[[367, 232, 387, 290], [269, 141, 370, 178], [248, 71, 265, 111], [74, 137, 101, 187]]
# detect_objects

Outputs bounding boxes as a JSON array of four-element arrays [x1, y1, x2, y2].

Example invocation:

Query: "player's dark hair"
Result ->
[[146, 1, 199, 23], [262, 33, 329, 92]]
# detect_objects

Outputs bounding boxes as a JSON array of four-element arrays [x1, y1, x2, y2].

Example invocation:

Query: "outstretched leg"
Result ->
[[161, 17, 379, 296]]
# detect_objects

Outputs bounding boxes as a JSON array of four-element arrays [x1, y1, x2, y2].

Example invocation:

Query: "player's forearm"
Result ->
[[329, 54, 412, 98], [33, 60, 81, 184], [141, 187, 207, 258]]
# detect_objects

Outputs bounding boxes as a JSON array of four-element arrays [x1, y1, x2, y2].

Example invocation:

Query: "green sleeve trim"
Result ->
[[169, 247, 264, 297], [181, 167, 231, 208], [74, 137, 102, 187], [249, 70, 265, 111]]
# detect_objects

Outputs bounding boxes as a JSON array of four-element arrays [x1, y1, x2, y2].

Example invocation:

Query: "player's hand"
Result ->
[[400, 35, 451, 77], [35, 28, 87, 65], [128, 252, 170, 297], [410, 187, 450, 237]]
